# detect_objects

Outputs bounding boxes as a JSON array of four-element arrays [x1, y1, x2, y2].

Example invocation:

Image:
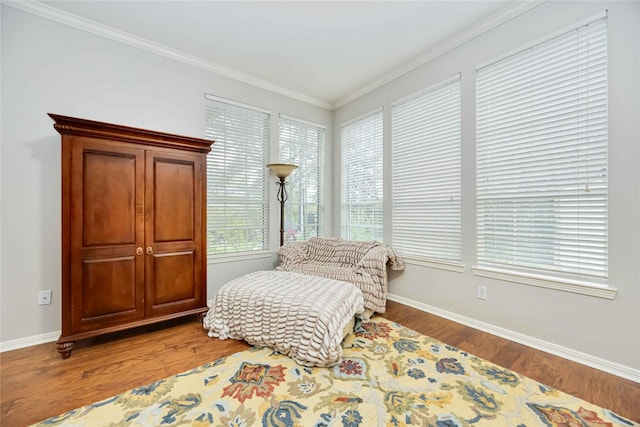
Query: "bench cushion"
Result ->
[[203, 270, 364, 367]]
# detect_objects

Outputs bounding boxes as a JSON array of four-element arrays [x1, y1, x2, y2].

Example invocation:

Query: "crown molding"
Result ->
[[332, 0, 546, 109], [2, 0, 333, 110], [4, 0, 545, 111]]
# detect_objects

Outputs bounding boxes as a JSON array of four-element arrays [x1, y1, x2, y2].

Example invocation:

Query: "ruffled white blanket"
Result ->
[[276, 237, 404, 316], [203, 270, 364, 367]]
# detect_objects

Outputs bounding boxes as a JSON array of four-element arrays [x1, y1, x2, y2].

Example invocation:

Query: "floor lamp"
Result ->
[[266, 163, 298, 246]]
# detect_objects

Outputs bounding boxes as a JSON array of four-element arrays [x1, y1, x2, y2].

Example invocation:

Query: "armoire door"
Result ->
[[70, 139, 146, 333], [144, 149, 205, 317]]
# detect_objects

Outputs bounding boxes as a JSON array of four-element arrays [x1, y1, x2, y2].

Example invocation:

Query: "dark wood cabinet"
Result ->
[[50, 114, 213, 358]]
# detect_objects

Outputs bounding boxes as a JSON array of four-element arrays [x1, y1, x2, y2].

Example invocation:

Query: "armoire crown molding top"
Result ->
[[48, 113, 213, 154]]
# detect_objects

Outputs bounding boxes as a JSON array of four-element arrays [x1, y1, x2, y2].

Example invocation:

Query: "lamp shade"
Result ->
[[266, 163, 298, 178]]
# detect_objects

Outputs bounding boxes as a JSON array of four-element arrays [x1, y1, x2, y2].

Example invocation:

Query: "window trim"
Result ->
[[207, 250, 272, 264], [205, 93, 270, 114], [475, 10, 608, 71], [472, 267, 617, 299], [404, 256, 465, 273], [280, 113, 327, 130]]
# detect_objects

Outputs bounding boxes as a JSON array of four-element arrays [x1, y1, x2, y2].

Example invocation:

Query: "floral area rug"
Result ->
[[34, 317, 637, 427]]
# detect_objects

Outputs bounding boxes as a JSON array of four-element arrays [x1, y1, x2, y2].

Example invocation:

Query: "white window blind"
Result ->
[[341, 109, 384, 241], [476, 16, 608, 284], [204, 95, 270, 255], [392, 75, 462, 263], [278, 115, 325, 242]]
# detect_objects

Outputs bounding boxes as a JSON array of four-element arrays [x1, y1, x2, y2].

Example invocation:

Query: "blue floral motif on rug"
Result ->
[[33, 317, 638, 427]]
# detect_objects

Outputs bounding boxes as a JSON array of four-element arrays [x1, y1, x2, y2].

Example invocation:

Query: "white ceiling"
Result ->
[[36, 0, 528, 109]]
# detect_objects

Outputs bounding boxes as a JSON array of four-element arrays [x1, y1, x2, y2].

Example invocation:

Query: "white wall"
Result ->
[[0, 5, 332, 344], [334, 1, 640, 372]]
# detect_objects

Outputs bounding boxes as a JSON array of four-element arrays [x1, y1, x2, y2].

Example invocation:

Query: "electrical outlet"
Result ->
[[38, 290, 52, 305], [477, 286, 487, 300]]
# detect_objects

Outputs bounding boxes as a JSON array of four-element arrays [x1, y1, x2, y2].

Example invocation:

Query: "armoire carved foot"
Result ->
[[56, 341, 75, 359]]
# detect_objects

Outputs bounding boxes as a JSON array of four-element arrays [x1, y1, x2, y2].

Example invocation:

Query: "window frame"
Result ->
[[391, 74, 463, 270], [204, 94, 271, 259], [278, 114, 326, 243], [340, 108, 384, 242], [473, 14, 615, 299]]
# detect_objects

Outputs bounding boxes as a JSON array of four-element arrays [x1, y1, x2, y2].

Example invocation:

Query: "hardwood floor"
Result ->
[[1, 300, 638, 426]]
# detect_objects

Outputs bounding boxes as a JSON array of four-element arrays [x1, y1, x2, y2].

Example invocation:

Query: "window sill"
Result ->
[[208, 250, 272, 264], [402, 256, 465, 273], [471, 267, 617, 300]]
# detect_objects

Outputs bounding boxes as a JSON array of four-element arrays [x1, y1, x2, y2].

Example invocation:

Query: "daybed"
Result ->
[[276, 237, 404, 317], [203, 270, 364, 367]]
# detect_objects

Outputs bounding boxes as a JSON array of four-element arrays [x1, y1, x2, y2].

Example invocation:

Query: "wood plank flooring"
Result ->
[[1, 300, 638, 426]]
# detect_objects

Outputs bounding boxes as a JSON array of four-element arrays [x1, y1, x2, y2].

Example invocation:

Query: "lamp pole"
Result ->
[[275, 176, 288, 247], [266, 163, 298, 246]]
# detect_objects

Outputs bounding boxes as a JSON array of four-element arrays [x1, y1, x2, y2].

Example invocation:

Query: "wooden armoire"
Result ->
[[50, 114, 213, 359]]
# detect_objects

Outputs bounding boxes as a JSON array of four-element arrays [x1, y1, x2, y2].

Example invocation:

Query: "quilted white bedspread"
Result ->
[[203, 270, 365, 367]]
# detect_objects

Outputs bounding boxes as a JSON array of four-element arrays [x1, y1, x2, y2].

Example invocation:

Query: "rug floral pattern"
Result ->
[[34, 317, 638, 427]]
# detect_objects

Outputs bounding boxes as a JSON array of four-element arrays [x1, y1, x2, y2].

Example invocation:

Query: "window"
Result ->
[[392, 75, 462, 265], [278, 115, 326, 242], [476, 16, 608, 285], [204, 95, 270, 256], [341, 109, 384, 241]]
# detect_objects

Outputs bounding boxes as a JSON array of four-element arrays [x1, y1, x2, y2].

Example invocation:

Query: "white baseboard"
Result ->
[[0, 330, 60, 353], [387, 293, 640, 383], [3, 297, 639, 384]]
